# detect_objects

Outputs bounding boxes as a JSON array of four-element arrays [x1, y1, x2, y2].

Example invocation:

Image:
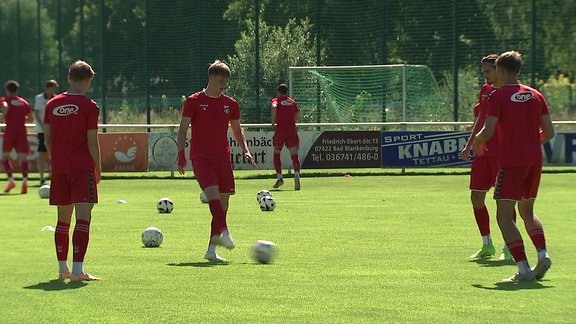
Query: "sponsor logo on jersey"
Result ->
[[10, 99, 25, 106], [224, 105, 229, 114], [281, 100, 293, 106], [52, 104, 79, 116], [510, 91, 534, 103], [200, 104, 208, 111]]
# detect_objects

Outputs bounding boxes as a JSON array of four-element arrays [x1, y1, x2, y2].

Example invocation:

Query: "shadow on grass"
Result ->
[[472, 280, 554, 291], [23, 279, 87, 291], [470, 258, 516, 267], [167, 262, 229, 268]]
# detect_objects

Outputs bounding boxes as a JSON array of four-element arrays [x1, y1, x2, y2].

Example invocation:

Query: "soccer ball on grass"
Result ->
[[157, 197, 174, 213], [259, 196, 276, 211], [256, 189, 272, 202], [38, 184, 50, 199], [251, 240, 278, 264], [142, 226, 164, 247]]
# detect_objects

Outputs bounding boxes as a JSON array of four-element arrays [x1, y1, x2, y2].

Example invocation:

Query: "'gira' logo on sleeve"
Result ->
[[53, 104, 79, 116]]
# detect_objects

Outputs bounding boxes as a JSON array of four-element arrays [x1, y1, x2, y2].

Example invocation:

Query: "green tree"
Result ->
[[226, 17, 320, 123]]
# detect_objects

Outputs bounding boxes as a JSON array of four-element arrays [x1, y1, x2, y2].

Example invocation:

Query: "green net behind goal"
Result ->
[[289, 65, 448, 125]]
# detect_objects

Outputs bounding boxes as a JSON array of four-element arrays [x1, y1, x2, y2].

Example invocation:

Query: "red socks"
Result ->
[[528, 228, 546, 251], [3, 160, 13, 178], [506, 240, 528, 262], [55, 221, 70, 261], [473, 206, 490, 236], [273, 153, 282, 174], [208, 200, 227, 238], [21, 161, 29, 178], [72, 220, 91, 262], [291, 153, 301, 172]]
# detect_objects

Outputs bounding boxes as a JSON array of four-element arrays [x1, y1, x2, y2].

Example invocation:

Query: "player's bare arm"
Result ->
[[87, 129, 101, 183], [44, 124, 51, 153], [473, 116, 497, 157], [176, 116, 191, 175], [461, 115, 481, 160], [230, 119, 257, 168], [271, 103, 277, 127], [34, 110, 44, 130], [1, 101, 8, 115], [474, 116, 497, 144], [539, 114, 555, 144]]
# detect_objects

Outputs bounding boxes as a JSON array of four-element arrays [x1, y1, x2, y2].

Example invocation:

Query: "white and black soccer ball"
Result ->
[[141, 226, 164, 247], [257, 189, 272, 203], [251, 240, 278, 264], [199, 191, 208, 204], [157, 197, 174, 213], [259, 195, 276, 211], [38, 184, 50, 199]]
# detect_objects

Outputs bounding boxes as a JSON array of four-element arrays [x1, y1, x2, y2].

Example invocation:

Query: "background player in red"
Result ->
[[271, 83, 301, 190], [34, 79, 59, 186], [474, 51, 555, 282], [44, 60, 102, 281], [460, 54, 514, 261], [177, 60, 257, 263], [1, 80, 33, 194]]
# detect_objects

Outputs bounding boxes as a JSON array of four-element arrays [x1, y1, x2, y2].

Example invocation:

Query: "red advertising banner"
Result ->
[[99, 133, 148, 172]]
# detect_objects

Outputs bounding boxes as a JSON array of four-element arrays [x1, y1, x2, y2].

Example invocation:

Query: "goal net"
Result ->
[[288, 65, 447, 125]]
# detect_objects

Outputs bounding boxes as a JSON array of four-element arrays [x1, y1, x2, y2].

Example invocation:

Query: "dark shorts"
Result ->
[[469, 155, 499, 191], [37, 133, 47, 153], [192, 158, 235, 194], [494, 165, 542, 201], [50, 169, 98, 205], [273, 130, 299, 149]]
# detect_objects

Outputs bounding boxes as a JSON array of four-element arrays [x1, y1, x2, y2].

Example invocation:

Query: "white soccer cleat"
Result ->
[[531, 256, 552, 280], [211, 233, 235, 250], [500, 271, 535, 283], [204, 252, 227, 263]]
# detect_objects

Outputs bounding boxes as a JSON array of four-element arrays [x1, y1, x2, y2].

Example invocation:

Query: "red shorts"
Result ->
[[50, 169, 98, 205], [469, 155, 499, 191], [494, 165, 542, 201], [192, 158, 235, 194], [2, 132, 29, 154], [273, 130, 299, 149]]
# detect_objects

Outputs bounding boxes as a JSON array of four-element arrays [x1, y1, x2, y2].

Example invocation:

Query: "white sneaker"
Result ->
[[531, 256, 552, 280], [211, 233, 235, 250], [220, 232, 235, 250], [501, 271, 535, 283], [204, 252, 227, 263]]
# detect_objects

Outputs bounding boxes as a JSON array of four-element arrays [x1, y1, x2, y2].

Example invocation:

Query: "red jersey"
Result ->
[[182, 91, 240, 160], [475, 84, 499, 157], [272, 95, 299, 132], [1, 96, 31, 136], [44, 93, 100, 174], [487, 84, 550, 167]]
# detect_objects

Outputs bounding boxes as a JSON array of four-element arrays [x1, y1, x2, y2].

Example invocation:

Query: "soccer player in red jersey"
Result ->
[[177, 60, 257, 263], [1, 80, 33, 194], [461, 54, 514, 261], [271, 83, 301, 190], [34, 79, 59, 186], [474, 51, 555, 282], [44, 60, 102, 281]]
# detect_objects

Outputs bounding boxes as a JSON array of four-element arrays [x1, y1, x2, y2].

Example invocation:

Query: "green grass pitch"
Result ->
[[1, 170, 575, 323]]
